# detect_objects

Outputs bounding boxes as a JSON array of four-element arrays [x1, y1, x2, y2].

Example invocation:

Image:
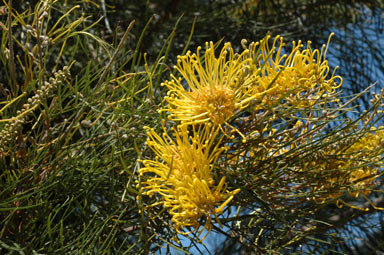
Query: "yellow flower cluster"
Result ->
[[232, 118, 383, 205], [345, 128, 384, 196], [161, 41, 259, 126], [312, 128, 384, 200], [250, 34, 342, 108], [163, 34, 342, 132], [139, 124, 240, 237], [138, 33, 361, 239]]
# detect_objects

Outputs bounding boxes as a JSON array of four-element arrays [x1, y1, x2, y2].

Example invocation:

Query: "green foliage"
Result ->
[[0, 1, 157, 253]]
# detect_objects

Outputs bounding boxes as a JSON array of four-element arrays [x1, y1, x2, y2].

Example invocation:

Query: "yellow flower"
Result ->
[[250, 33, 343, 108], [311, 127, 384, 200], [347, 168, 377, 197], [161, 42, 259, 127], [139, 123, 240, 238], [343, 127, 384, 197]]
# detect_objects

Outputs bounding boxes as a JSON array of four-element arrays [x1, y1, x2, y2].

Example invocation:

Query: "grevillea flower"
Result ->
[[311, 127, 384, 201], [342, 127, 384, 197], [161, 42, 261, 128], [139, 123, 240, 238], [249, 33, 343, 108]]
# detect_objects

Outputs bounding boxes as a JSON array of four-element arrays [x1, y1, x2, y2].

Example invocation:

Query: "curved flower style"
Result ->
[[139, 123, 240, 238], [250, 33, 343, 108], [161, 42, 260, 127]]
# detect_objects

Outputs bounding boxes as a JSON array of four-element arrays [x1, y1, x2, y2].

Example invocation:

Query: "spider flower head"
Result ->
[[161, 42, 261, 127], [139, 123, 240, 238], [343, 127, 384, 197], [312, 127, 384, 201], [250, 33, 343, 108]]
